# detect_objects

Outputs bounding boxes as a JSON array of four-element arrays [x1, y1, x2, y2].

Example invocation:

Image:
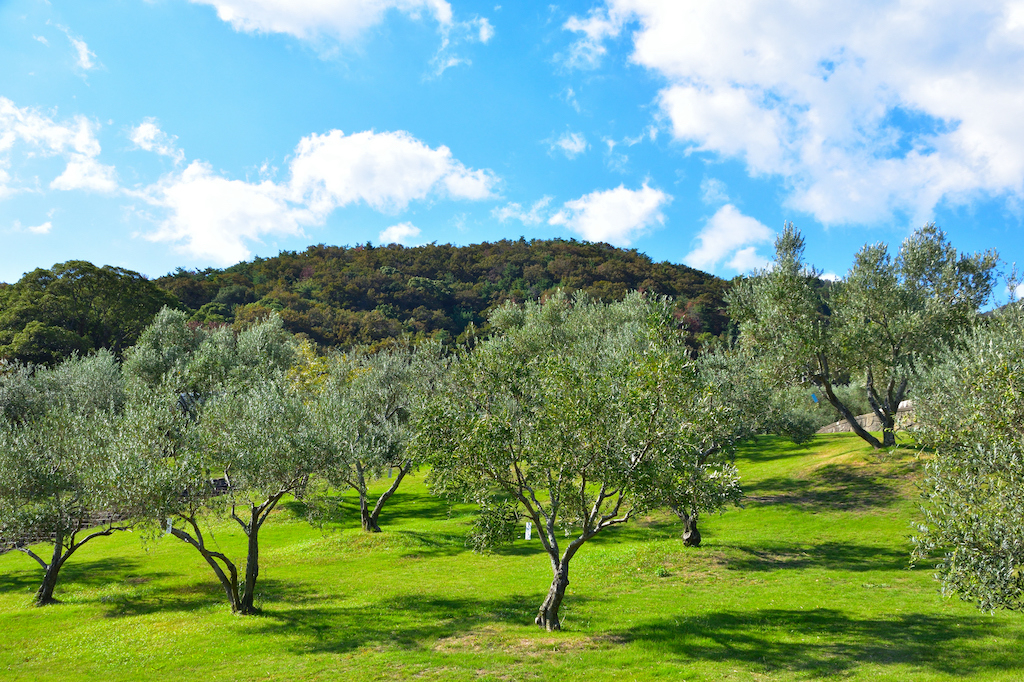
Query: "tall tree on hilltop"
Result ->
[[0, 261, 180, 365]]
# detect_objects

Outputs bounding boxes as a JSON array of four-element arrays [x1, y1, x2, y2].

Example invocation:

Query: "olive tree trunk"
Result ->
[[18, 524, 127, 607], [232, 494, 284, 615], [170, 516, 242, 612], [357, 461, 411, 533], [678, 510, 701, 547], [238, 506, 261, 615], [33, 534, 65, 606], [866, 370, 907, 449], [535, 560, 570, 631]]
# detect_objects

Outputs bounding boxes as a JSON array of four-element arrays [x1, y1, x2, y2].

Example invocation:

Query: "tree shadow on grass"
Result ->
[[371, 492, 471, 526], [613, 608, 1020, 677], [282, 489, 474, 532], [246, 591, 592, 655], [720, 540, 911, 573], [0, 564, 42, 596], [97, 576, 300, 618], [735, 435, 825, 464], [0, 557, 146, 598], [744, 463, 900, 512], [388, 530, 472, 559]]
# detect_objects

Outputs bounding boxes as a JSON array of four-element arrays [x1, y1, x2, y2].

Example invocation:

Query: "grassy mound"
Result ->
[[1, 434, 1022, 680]]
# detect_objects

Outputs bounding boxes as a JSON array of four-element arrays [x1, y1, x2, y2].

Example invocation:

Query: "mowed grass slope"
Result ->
[[1, 434, 1022, 681]]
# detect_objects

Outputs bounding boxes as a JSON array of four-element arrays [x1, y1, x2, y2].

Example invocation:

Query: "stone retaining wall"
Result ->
[[816, 401, 915, 434]]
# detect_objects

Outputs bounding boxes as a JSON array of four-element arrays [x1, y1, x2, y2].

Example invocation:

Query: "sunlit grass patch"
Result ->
[[1, 435, 1022, 680]]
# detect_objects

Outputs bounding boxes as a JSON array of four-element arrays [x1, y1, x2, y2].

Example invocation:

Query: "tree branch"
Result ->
[[15, 545, 47, 570]]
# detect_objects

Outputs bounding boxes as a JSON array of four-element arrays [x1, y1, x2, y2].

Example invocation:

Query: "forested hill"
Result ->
[[155, 239, 729, 348]]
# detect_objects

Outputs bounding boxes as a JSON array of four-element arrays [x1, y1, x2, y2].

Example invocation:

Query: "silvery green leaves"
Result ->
[[729, 223, 997, 449], [913, 304, 1024, 610], [0, 351, 128, 605], [201, 375, 321, 505], [466, 498, 520, 553], [123, 307, 296, 395], [412, 290, 721, 630], [313, 341, 443, 532]]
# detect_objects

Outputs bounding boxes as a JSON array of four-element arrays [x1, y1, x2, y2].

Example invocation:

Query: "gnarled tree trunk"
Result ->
[[170, 517, 242, 611], [20, 523, 126, 607], [34, 534, 65, 606], [682, 511, 701, 547], [816, 370, 883, 449], [535, 562, 569, 631], [865, 369, 907, 449], [238, 509, 260, 614], [359, 492, 380, 533], [356, 461, 411, 533]]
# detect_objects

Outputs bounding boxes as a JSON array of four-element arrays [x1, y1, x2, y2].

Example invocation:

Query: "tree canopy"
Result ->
[[729, 223, 997, 448], [912, 303, 1024, 610], [314, 341, 444, 533], [413, 291, 752, 630], [0, 261, 180, 366], [0, 351, 138, 605], [122, 310, 309, 614], [153, 238, 729, 349]]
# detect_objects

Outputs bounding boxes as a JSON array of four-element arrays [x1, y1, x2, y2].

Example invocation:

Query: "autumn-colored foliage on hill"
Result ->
[[155, 239, 729, 348]]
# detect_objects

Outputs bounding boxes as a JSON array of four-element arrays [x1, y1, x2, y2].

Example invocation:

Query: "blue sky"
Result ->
[[2, 0, 1023, 298]]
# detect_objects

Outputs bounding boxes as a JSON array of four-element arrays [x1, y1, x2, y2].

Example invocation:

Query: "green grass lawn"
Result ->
[[2, 434, 1022, 681]]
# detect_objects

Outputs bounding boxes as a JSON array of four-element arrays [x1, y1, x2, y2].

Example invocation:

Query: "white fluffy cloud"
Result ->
[[492, 196, 553, 225], [130, 119, 185, 164], [562, 7, 623, 69], [684, 204, 774, 273], [66, 33, 96, 70], [475, 17, 494, 43], [192, 0, 491, 75], [549, 183, 670, 245], [567, 0, 1024, 225], [140, 161, 312, 265], [139, 128, 496, 263], [700, 177, 729, 205], [12, 220, 53, 235], [0, 97, 115, 196], [189, 0, 454, 42], [50, 154, 118, 193], [549, 131, 588, 159], [289, 129, 496, 217], [378, 221, 422, 245]]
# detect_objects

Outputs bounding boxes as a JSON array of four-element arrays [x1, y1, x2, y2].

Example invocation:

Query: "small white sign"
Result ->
[[525, 521, 532, 540], [165, 517, 173, 535]]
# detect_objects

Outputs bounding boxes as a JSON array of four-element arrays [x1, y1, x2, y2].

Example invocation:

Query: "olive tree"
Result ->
[[0, 351, 135, 606], [413, 291, 720, 630], [122, 310, 315, 614], [664, 348, 812, 546], [911, 303, 1024, 610], [196, 377, 322, 613], [124, 306, 295, 396], [314, 342, 443, 532], [729, 223, 997, 448]]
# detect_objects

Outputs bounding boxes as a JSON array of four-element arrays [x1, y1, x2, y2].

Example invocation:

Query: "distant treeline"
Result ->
[[155, 239, 729, 348], [0, 239, 729, 365]]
